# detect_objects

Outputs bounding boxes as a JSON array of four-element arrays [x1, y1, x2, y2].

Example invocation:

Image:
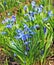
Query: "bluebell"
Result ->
[[5, 24, 12, 28], [44, 27, 46, 34]]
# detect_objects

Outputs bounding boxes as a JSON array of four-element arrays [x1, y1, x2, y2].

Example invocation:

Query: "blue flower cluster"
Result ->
[[15, 24, 34, 41], [23, 1, 43, 21], [23, 1, 53, 23], [2, 15, 16, 24], [14, 23, 38, 55], [2, 15, 16, 29], [1, 0, 53, 57]]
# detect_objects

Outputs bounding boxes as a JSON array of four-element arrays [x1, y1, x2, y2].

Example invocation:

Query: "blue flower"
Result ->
[[21, 34, 27, 41], [1, 31, 7, 35], [15, 33, 27, 41], [5, 24, 12, 28], [24, 41, 29, 45], [24, 27, 29, 32], [19, 31, 24, 36], [23, 24, 30, 32], [24, 5, 28, 11], [28, 11, 35, 21], [40, 5, 43, 8], [12, 15, 16, 19], [21, 34, 30, 41], [5, 18, 10, 23], [34, 24, 40, 30], [48, 11, 53, 17], [25, 34, 31, 38], [23, 24, 28, 28], [29, 11, 34, 17], [38, 7, 42, 13], [16, 29, 22, 33], [31, 1, 36, 8], [15, 33, 31, 41], [44, 27, 46, 34], [11, 15, 16, 22], [26, 46, 30, 51], [24, 41, 31, 45], [43, 17, 48, 22], [15, 30, 24, 39], [14, 53, 16, 57]]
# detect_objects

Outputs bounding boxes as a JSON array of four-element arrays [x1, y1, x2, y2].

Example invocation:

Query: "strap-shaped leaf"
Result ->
[[0, 2, 5, 11], [41, 34, 53, 63]]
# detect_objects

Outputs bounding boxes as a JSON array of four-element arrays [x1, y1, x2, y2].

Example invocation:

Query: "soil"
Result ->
[[0, 48, 19, 65]]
